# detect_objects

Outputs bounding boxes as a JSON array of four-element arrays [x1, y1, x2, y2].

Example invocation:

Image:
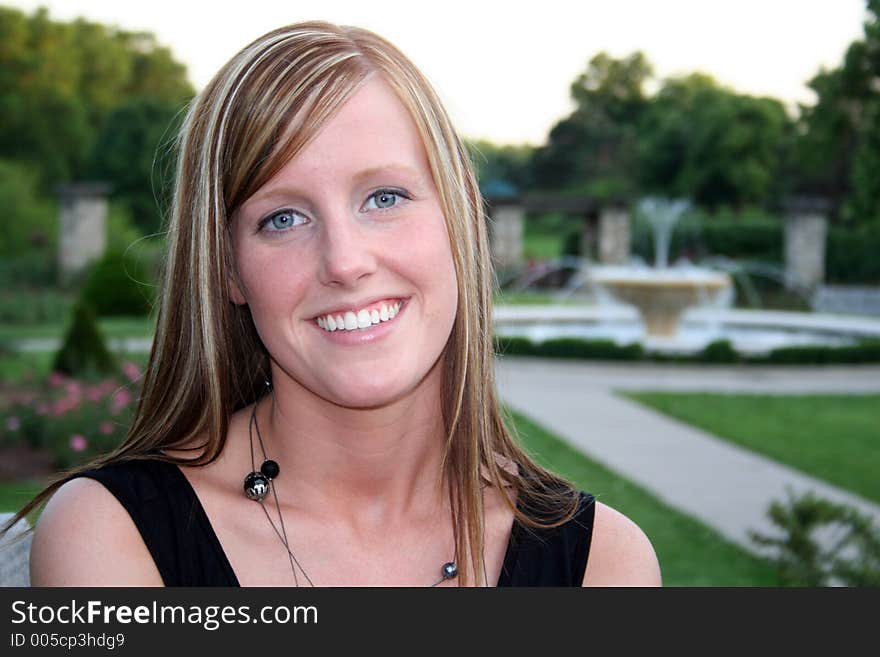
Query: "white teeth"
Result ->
[[315, 301, 404, 332]]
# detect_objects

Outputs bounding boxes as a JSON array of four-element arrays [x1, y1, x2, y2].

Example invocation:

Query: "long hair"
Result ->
[[7, 21, 580, 586]]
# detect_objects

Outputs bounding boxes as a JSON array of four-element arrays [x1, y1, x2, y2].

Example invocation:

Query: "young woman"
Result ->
[[21, 22, 660, 587]]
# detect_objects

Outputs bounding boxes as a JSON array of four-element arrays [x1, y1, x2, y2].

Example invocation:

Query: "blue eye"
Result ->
[[364, 189, 407, 211], [259, 209, 307, 233]]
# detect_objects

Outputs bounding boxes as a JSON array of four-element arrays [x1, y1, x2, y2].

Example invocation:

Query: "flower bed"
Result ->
[[0, 362, 141, 471]]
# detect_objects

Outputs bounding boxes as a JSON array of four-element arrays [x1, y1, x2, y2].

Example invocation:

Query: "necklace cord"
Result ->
[[246, 382, 457, 587]]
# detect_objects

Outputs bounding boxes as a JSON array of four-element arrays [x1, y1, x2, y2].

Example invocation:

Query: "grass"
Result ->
[[0, 350, 149, 383], [0, 316, 155, 342], [508, 409, 778, 586], [0, 480, 46, 520], [621, 392, 880, 505], [523, 233, 565, 261]]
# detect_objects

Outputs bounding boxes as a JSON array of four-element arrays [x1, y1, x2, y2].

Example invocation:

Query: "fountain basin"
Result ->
[[588, 266, 733, 338]]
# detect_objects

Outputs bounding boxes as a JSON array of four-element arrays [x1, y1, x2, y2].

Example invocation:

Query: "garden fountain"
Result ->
[[587, 198, 732, 339], [494, 198, 880, 354]]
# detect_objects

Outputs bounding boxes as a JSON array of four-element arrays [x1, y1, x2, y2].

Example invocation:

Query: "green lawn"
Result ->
[[621, 392, 880, 502], [508, 409, 778, 586], [621, 392, 880, 505], [0, 480, 45, 520], [0, 316, 155, 342]]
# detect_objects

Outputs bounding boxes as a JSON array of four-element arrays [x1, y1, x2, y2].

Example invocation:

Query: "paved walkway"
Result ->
[[495, 357, 880, 555]]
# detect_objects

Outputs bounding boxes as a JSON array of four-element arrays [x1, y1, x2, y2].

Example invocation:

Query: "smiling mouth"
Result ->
[[315, 300, 404, 332]]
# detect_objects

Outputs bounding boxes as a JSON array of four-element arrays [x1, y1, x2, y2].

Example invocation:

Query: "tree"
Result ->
[[638, 74, 792, 209], [466, 139, 534, 191], [794, 0, 880, 225], [89, 97, 184, 234], [531, 52, 653, 196], [0, 6, 194, 189]]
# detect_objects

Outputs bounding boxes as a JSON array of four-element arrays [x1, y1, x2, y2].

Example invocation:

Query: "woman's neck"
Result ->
[[256, 364, 449, 529]]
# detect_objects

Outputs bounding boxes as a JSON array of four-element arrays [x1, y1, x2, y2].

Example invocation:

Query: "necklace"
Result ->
[[242, 384, 459, 587]]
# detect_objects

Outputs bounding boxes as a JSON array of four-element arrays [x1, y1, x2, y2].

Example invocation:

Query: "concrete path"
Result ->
[[495, 357, 880, 555]]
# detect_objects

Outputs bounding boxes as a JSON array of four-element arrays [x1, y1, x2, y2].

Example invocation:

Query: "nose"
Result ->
[[317, 212, 378, 287]]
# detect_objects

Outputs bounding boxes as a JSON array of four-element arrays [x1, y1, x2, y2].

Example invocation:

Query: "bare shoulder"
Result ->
[[582, 500, 662, 587], [30, 477, 164, 586]]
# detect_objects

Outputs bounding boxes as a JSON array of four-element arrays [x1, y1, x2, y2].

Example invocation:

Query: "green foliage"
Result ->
[[0, 289, 73, 324], [699, 340, 739, 363], [531, 52, 652, 193], [0, 6, 193, 189], [749, 490, 880, 586], [792, 2, 880, 226], [52, 302, 116, 377], [80, 250, 156, 318], [0, 366, 141, 469], [468, 139, 534, 191], [826, 226, 880, 283], [630, 211, 782, 266], [494, 335, 880, 365], [0, 159, 57, 264], [637, 74, 792, 209], [89, 97, 184, 234]]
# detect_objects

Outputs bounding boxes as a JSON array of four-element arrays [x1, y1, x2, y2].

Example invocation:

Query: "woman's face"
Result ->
[[230, 77, 459, 409]]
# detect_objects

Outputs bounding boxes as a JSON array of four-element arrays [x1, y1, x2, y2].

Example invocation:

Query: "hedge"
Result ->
[[494, 336, 880, 365]]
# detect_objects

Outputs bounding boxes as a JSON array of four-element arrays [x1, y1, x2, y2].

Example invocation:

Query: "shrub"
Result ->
[[537, 337, 644, 360], [494, 336, 538, 356], [699, 339, 740, 363], [0, 364, 142, 469], [52, 302, 116, 377], [80, 250, 155, 317], [749, 489, 880, 586]]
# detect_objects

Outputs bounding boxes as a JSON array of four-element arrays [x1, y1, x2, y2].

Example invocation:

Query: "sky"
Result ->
[[6, 0, 871, 145]]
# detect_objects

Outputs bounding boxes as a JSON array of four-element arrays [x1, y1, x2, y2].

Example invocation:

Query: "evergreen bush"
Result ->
[[749, 489, 880, 586], [52, 302, 116, 377], [80, 250, 155, 317]]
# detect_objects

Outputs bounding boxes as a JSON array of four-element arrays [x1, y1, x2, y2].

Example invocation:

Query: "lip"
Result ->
[[309, 295, 409, 320], [310, 298, 408, 345]]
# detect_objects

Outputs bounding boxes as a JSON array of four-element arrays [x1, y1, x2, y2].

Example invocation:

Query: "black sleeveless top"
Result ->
[[73, 459, 595, 587]]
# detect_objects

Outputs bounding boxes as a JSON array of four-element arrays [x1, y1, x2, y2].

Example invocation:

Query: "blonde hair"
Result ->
[[9, 21, 579, 586]]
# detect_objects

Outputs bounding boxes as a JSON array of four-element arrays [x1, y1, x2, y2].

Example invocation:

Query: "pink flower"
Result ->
[[99, 421, 114, 435], [48, 372, 65, 387], [122, 361, 141, 382], [6, 416, 20, 431], [70, 434, 88, 452], [110, 388, 133, 414], [36, 403, 49, 416]]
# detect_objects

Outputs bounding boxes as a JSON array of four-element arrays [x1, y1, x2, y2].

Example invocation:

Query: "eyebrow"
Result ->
[[243, 164, 428, 211]]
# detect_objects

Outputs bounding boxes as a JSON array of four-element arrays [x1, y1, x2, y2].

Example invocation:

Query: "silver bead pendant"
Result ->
[[244, 471, 270, 501]]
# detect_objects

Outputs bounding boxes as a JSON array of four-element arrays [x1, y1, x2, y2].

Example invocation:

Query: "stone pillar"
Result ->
[[57, 183, 110, 284], [598, 204, 631, 264], [579, 211, 598, 260], [783, 197, 829, 292], [488, 203, 524, 271]]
